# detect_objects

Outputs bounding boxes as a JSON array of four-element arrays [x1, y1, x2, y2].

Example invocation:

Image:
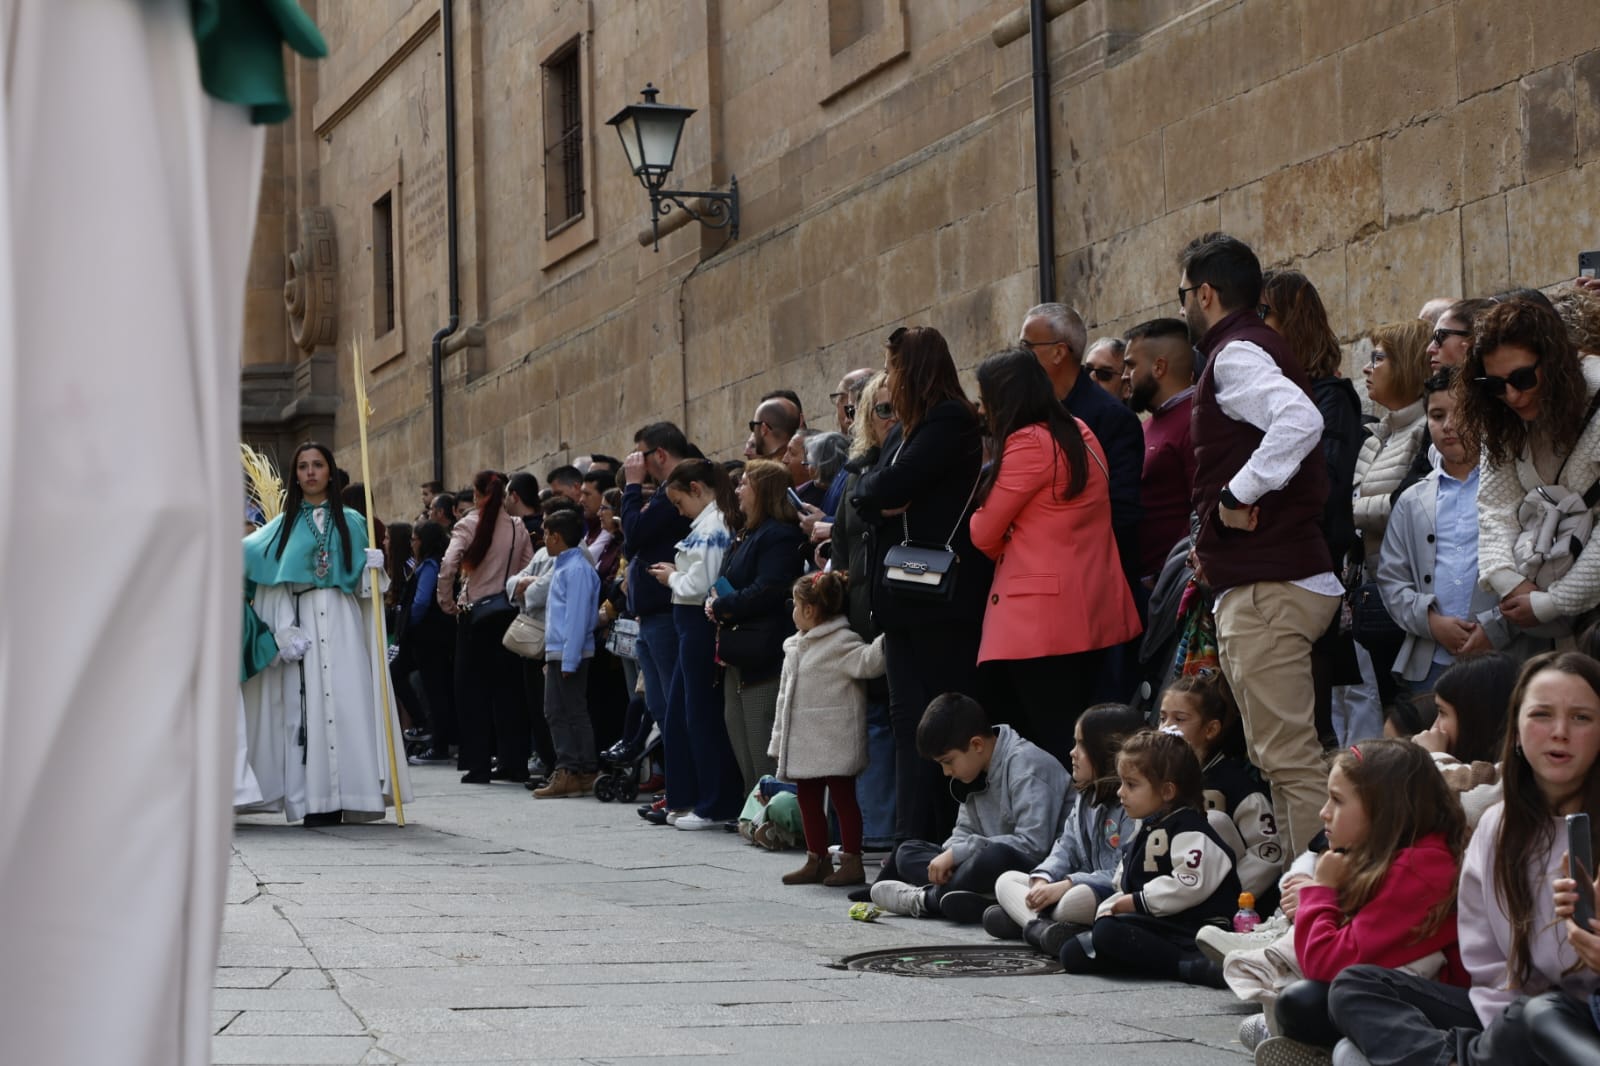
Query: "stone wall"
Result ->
[[241, 0, 1600, 521]]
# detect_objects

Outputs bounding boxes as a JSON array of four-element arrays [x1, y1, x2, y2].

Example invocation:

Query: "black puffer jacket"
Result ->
[[851, 399, 994, 632], [1312, 375, 1363, 566]]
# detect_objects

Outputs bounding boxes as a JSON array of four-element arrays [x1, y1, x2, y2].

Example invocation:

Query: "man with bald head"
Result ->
[[1019, 302, 1143, 590], [832, 368, 875, 433], [744, 395, 800, 461], [1123, 317, 1199, 583]]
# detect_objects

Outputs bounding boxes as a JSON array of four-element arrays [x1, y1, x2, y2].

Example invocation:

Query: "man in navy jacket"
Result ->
[[621, 423, 694, 740]]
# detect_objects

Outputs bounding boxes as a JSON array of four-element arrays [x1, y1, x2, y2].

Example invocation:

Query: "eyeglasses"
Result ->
[[1431, 327, 1471, 347], [1473, 363, 1540, 396], [1367, 349, 1388, 368], [1087, 367, 1121, 382], [828, 391, 847, 403], [748, 420, 766, 433], [1019, 337, 1064, 350], [871, 402, 896, 419], [1177, 284, 1200, 307]]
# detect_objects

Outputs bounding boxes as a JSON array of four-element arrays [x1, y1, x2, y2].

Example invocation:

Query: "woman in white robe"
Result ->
[[241, 442, 410, 825]]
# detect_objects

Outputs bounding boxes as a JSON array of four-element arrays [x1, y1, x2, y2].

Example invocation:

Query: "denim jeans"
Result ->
[[634, 612, 677, 728], [855, 700, 897, 847], [664, 605, 743, 819]]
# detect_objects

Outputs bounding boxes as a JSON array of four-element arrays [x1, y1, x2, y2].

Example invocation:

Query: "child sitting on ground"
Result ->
[[1057, 729, 1239, 988], [984, 703, 1144, 955], [869, 693, 1070, 924], [1248, 739, 1469, 1063], [768, 571, 885, 888], [1159, 674, 1282, 907]]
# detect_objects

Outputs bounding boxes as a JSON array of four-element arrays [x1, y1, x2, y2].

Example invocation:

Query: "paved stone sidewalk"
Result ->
[[218, 765, 1253, 1064]]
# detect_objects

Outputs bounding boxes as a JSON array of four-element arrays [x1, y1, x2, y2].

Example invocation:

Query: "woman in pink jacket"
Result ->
[[970, 347, 1142, 765]]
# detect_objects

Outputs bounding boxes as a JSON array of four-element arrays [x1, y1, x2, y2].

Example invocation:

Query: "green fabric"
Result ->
[[243, 507, 369, 595], [190, 0, 327, 125], [240, 599, 278, 683]]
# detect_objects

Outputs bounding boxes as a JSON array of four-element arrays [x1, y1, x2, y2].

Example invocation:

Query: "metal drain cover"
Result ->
[[835, 945, 1063, 977]]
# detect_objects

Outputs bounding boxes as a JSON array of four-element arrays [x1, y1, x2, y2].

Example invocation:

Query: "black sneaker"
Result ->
[[982, 905, 1023, 940], [407, 747, 450, 765], [1038, 921, 1086, 959], [935, 890, 992, 925]]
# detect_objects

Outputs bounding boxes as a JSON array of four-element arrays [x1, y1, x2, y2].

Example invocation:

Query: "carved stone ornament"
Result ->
[[284, 207, 338, 351]]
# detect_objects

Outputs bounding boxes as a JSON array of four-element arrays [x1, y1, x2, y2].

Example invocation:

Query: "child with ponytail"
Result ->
[[768, 571, 886, 887]]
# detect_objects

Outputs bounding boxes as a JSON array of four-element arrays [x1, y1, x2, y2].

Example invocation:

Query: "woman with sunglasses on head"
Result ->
[[850, 327, 993, 844], [1463, 297, 1600, 636], [829, 371, 900, 848]]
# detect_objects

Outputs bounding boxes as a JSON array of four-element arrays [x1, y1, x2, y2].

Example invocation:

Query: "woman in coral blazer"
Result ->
[[969, 348, 1142, 766]]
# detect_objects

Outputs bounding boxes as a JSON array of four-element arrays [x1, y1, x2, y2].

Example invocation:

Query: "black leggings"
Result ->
[[1524, 991, 1600, 1066], [1057, 914, 1204, 982], [1275, 980, 1340, 1048]]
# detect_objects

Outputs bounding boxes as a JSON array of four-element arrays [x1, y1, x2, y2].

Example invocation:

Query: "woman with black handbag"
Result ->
[[850, 326, 993, 844], [709, 458, 807, 794], [438, 470, 533, 784]]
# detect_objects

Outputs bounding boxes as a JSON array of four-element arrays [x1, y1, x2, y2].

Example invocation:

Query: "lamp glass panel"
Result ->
[[636, 109, 686, 172], [613, 113, 644, 174]]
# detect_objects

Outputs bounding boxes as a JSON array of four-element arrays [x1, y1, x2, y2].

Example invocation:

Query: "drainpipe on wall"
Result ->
[[427, 0, 460, 485], [1029, 0, 1056, 303]]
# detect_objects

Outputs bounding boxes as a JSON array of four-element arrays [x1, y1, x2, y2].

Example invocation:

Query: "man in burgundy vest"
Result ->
[[1179, 232, 1340, 865]]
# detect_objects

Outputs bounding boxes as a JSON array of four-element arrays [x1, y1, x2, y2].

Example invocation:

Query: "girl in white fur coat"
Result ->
[[769, 572, 885, 887]]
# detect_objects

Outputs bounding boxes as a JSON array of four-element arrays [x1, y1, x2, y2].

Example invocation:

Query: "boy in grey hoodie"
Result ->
[[869, 694, 1071, 924]]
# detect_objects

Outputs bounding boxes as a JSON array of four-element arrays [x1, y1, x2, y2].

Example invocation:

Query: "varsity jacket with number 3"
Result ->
[[1109, 805, 1241, 930], [1201, 752, 1281, 902]]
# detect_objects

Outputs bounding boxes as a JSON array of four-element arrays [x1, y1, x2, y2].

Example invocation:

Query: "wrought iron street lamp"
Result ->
[[607, 84, 739, 251]]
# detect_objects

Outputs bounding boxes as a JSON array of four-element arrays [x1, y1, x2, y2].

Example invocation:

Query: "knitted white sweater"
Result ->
[[1478, 355, 1600, 623]]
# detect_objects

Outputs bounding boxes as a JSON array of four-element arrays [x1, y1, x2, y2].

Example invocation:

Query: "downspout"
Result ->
[[428, 0, 460, 485], [1029, 0, 1056, 303]]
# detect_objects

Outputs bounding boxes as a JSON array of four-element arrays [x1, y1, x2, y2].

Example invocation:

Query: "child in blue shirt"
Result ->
[[533, 509, 603, 798]]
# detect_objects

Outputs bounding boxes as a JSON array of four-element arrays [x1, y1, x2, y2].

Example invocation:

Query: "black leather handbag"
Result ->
[[879, 445, 981, 606], [465, 522, 519, 631], [1349, 580, 1403, 651], [715, 614, 788, 670]]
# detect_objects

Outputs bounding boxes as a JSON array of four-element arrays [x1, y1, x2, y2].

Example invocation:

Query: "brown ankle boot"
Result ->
[[781, 852, 834, 885], [823, 852, 865, 886]]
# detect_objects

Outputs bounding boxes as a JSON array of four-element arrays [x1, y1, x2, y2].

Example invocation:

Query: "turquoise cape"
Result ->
[[240, 599, 279, 684], [190, 0, 328, 125], [243, 507, 369, 596]]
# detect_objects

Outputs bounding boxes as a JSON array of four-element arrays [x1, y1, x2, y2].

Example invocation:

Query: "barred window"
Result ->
[[543, 42, 584, 236], [372, 192, 395, 336]]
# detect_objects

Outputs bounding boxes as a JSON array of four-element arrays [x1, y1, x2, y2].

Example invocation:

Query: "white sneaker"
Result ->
[[674, 812, 719, 831], [1254, 1036, 1333, 1066], [1331, 1040, 1372, 1066], [1238, 1014, 1269, 1052], [869, 879, 928, 917], [665, 809, 690, 826], [1197, 913, 1291, 963]]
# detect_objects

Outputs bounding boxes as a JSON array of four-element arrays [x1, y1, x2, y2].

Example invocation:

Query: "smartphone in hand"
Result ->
[[786, 487, 806, 512], [1568, 812, 1595, 931]]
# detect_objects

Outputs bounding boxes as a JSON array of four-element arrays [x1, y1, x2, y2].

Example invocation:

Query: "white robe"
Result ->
[[241, 561, 411, 823], [0, 1, 263, 1063], [234, 691, 263, 808]]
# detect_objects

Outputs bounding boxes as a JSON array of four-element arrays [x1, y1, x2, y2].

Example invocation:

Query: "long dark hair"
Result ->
[[384, 521, 412, 608], [885, 325, 976, 435], [462, 469, 508, 571], [1432, 652, 1517, 764], [975, 347, 1089, 502], [1494, 652, 1600, 989], [1261, 270, 1342, 380], [275, 441, 353, 570], [414, 520, 449, 562], [1076, 703, 1145, 807], [1458, 297, 1588, 465], [663, 458, 739, 532]]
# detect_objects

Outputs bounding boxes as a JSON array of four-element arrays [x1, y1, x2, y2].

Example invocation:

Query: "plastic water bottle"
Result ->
[[1232, 892, 1261, 933]]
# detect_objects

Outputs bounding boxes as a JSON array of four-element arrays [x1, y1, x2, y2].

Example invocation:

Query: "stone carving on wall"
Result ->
[[284, 206, 338, 352]]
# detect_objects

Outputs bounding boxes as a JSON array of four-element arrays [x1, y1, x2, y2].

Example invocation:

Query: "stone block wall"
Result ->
[[240, 0, 1600, 522]]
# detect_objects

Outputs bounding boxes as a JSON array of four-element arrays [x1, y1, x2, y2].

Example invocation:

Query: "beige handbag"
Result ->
[[501, 612, 546, 660]]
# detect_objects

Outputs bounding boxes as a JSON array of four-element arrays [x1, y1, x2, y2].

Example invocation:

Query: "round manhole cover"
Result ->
[[835, 945, 1063, 977]]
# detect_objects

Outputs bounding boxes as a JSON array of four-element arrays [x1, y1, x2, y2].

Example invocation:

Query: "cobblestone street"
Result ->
[[217, 766, 1253, 1064]]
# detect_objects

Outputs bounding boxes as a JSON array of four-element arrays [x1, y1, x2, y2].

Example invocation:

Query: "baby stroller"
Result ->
[[593, 721, 661, 803]]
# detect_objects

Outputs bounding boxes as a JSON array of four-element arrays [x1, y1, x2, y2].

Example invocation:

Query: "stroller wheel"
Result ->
[[593, 774, 617, 802], [617, 771, 640, 803]]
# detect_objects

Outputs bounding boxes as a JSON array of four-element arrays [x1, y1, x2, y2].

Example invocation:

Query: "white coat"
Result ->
[[768, 616, 885, 780]]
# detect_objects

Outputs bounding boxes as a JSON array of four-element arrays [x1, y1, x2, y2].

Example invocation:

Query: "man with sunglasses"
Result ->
[[1084, 337, 1129, 403], [743, 396, 801, 462], [831, 368, 875, 434], [1178, 231, 1339, 868]]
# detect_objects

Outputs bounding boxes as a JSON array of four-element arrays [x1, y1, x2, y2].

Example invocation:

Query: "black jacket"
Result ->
[[832, 453, 882, 642], [621, 483, 690, 618], [852, 399, 994, 631], [710, 518, 807, 680], [1312, 375, 1363, 565]]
